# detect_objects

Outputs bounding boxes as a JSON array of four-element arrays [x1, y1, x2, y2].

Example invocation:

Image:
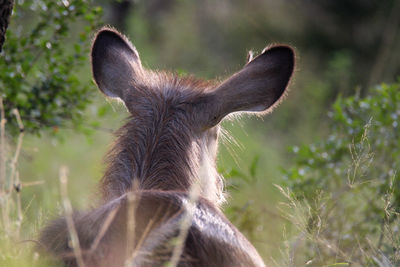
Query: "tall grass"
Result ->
[[0, 97, 46, 266]]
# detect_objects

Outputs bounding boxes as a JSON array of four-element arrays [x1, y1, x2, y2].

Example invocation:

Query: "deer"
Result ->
[[38, 27, 295, 267]]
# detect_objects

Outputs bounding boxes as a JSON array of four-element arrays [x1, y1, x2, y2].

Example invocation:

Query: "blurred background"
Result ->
[[1, 0, 400, 266]]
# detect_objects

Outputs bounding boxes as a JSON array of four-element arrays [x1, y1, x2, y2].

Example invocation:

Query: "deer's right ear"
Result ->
[[91, 28, 142, 99], [203, 45, 295, 127]]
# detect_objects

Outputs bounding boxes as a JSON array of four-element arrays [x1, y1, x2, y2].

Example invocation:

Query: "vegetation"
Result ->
[[282, 81, 400, 265], [0, 0, 101, 134]]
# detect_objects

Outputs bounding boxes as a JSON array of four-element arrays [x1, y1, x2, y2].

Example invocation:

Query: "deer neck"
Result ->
[[101, 114, 222, 204]]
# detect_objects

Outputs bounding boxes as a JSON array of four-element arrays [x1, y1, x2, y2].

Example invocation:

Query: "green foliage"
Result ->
[[0, 0, 102, 134], [283, 80, 400, 265]]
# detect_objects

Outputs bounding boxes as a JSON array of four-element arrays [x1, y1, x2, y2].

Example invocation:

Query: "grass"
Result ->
[[275, 123, 400, 266]]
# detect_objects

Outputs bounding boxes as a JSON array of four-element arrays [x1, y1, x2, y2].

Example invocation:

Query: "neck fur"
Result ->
[[100, 109, 222, 204]]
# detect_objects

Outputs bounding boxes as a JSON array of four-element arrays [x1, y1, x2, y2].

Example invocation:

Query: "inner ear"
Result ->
[[205, 45, 295, 126], [91, 28, 142, 99]]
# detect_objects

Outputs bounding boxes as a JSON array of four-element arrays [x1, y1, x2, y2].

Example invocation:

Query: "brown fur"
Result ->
[[38, 27, 295, 267]]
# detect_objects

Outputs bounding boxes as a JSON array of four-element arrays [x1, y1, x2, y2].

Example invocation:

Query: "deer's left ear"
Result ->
[[91, 27, 143, 100], [204, 45, 295, 126]]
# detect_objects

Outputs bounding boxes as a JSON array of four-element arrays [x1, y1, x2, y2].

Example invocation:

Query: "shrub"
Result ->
[[282, 80, 400, 266], [0, 0, 102, 135]]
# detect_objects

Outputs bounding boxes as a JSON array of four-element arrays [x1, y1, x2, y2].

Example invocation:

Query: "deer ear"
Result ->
[[206, 45, 295, 126], [91, 28, 142, 99]]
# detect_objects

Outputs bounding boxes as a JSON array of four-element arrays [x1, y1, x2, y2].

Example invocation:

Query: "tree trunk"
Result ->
[[0, 0, 14, 52]]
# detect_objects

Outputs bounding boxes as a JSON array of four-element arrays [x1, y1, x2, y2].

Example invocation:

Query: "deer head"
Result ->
[[91, 28, 294, 206]]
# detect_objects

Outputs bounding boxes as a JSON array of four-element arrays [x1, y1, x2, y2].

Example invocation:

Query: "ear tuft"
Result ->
[[91, 27, 142, 99]]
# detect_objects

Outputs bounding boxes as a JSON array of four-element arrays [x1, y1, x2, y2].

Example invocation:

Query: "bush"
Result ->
[[282, 80, 400, 266], [0, 0, 102, 135]]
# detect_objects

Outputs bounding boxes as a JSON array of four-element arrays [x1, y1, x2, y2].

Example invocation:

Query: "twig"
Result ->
[[21, 180, 45, 187]]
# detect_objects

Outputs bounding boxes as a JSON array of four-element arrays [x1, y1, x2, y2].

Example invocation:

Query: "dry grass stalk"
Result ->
[[59, 166, 86, 267], [124, 189, 137, 267], [168, 179, 202, 267], [128, 213, 155, 262], [14, 171, 22, 238], [0, 97, 6, 190], [89, 206, 119, 253], [0, 101, 25, 237], [3, 109, 24, 232], [126, 204, 165, 264], [0, 97, 7, 230], [56, 205, 121, 260]]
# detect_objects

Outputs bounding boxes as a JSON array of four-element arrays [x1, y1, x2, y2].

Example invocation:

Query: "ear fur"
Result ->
[[91, 27, 142, 99]]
